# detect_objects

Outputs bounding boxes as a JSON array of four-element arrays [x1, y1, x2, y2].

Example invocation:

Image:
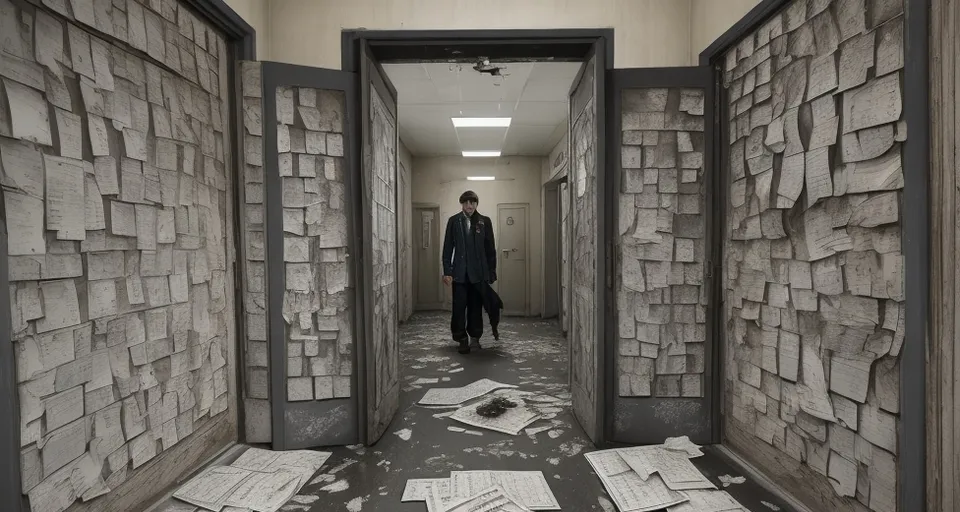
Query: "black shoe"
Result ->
[[458, 339, 470, 354], [469, 338, 482, 350]]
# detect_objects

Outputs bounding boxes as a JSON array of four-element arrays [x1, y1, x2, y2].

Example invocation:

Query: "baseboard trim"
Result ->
[[714, 444, 816, 512]]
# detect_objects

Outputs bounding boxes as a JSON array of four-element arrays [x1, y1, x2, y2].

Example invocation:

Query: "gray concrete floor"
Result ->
[[280, 313, 796, 512], [154, 313, 796, 512]]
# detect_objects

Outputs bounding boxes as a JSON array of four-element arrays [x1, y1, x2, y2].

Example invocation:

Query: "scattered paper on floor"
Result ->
[[230, 448, 332, 494], [450, 471, 560, 510], [173, 448, 331, 512], [402, 478, 451, 502], [667, 490, 748, 511], [444, 485, 532, 512], [419, 379, 518, 406], [618, 446, 716, 491], [449, 402, 540, 435], [405, 471, 559, 511]]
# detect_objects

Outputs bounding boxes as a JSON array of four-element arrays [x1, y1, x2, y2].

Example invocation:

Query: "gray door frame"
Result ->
[[262, 62, 360, 449], [496, 202, 531, 317], [608, 66, 715, 445], [541, 182, 562, 320], [412, 203, 444, 311]]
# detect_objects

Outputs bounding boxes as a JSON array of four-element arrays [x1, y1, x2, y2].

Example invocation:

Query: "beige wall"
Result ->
[[224, 0, 270, 58], [227, 0, 760, 67], [412, 157, 544, 315], [689, 0, 762, 64], [267, 0, 694, 69]]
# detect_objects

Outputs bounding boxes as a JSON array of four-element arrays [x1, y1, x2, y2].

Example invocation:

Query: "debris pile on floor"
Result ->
[[402, 470, 561, 511], [584, 436, 749, 512], [418, 379, 574, 436], [171, 448, 331, 512]]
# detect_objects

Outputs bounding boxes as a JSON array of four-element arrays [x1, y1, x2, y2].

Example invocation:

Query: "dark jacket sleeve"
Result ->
[[442, 216, 455, 277], [485, 215, 497, 280]]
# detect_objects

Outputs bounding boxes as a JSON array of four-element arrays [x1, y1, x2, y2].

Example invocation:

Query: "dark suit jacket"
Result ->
[[442, 211, 497, 284]]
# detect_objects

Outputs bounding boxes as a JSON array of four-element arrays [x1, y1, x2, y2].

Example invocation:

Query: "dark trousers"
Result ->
[[451, 282, 484, 341]]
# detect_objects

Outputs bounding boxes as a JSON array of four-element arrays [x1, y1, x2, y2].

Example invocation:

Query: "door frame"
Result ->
[[496, 202, 532, 317], [340, 29, 616, 446], [412, 203, 444, 311], [541, 181, 562, 320], [698, 0, 930, 510]]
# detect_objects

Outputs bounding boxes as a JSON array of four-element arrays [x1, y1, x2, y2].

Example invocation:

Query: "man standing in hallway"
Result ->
[[442, 190, 497, 354]]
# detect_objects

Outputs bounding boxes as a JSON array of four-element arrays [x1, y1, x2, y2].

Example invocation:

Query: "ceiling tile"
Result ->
[[512, 102, 568, 126], [385, 62, 578, 156]]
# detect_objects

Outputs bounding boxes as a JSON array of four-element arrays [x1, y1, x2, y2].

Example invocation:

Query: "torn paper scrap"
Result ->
[[450, 402, 540, 435], [418, 378, 518, 406], [401, 478, 451, 502], [719, 475, 746, 487], [444, 485, 532, 512], [618, 446, 716, 491], [662, 436, 704, 458]]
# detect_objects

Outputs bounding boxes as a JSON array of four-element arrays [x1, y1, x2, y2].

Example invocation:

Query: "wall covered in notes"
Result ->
[[1, 0, 237, 510], [617, 87, 707, 399], [275, 84, 353, 404], [240, 61, 269, 442], [721, 1, 904, 512]]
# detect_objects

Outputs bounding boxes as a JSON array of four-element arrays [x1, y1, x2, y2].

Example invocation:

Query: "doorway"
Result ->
[[413, 204, 443, 310], [497, 203, 530, 316]]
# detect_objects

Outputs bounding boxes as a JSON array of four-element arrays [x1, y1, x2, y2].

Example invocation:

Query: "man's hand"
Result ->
[[443, 276, 453, 286]]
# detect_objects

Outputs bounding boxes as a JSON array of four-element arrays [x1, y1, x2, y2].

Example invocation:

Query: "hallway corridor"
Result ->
[[171, 314, 797, 512]]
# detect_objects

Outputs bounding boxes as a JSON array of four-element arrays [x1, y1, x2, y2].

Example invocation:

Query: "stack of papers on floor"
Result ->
[[172, 448, 332, 512], [449, 400, 541, 435], [583, 437, 748, 512], [403, 470, 561, 511]]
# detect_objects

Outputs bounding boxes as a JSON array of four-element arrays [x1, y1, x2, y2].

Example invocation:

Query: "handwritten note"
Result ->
[[4, 191, 45, 255], [584, 450, 633, 477], [44, 154, 86, 240], [402, 478, 451, 502], [5, 78, 52, 145]]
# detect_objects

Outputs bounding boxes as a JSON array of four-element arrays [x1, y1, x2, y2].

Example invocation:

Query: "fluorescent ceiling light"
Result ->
[[452, 117, 512, 128], [467, 176, 496, 181], [462, 151, 501, 158]]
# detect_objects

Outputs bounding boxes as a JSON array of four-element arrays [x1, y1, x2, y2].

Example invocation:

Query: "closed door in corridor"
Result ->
[[414, 207, 442, 309], [497, 204, 528, 316]]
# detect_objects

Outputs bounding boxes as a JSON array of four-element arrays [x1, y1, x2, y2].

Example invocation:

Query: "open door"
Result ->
[[250, 62, 361, 449], [358, 43, 401, 444], [609, 66, 717, 444], [568, 41, 607, 445]]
